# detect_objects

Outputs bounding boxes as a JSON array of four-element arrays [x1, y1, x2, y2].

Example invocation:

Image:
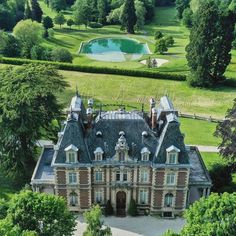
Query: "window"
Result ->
[[95, 171, 103, 182], [140, 170, 149, 183], [95, 189, 103, 203], [119, 151, 125, 162], [116, 170, 128, 182], [69, 192, 78, 206], [68, 172, 77, 184], [123, 171, 127, 181], [141, 147, 150, 161], [164, 193, 173, 207], [169, 153, 177, 164], [166, 173, 175, 185], [139, 189, 148, 204], [68, 152, 76, 163], [94, 147, 103, 161]]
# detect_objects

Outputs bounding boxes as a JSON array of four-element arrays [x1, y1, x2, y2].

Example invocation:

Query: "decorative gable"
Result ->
[[141, 147, 150, 161], [115, 133, 129, 162], [64, 144, 79, 163], [166, 145, 180, 164], [94, 147, 104, 161]]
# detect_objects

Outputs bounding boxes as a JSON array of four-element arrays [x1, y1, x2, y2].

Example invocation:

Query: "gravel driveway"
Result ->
[[74, 215, 185, 236]]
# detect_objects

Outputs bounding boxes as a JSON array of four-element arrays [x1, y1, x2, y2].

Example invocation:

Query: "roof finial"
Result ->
[[141, 103, 144, 113], [99, 104, 102, 119], [76, 85, 79, 97]]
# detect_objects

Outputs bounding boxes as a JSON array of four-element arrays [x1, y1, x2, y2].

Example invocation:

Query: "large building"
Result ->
[[31, 92, 211, 217]]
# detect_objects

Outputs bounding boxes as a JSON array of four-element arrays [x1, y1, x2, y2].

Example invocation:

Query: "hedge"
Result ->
[[0, 57, 187, 81]]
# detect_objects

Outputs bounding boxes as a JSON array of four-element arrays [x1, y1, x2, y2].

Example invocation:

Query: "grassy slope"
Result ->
[[59, 70, 235, 119], [39, 1, 236, 80]]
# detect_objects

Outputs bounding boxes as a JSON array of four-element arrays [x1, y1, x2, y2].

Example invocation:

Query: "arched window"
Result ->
[[69, 192, 78, 206], [164, 193, 173, 207]]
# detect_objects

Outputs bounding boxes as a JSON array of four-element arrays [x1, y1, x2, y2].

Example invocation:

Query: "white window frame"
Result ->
[[142, 153, 149, 161], [95, 189, 103, 203], [166, 173, 176, 186], [140, 169, 149, 183], [95, 171, 103, 182], [68, 152, 76, 163], [139, 189, 148, 204], [69, 192, 78, 206], [68, 172, 77, 184], [168, 153, 177, 164], [95, 153, 103, 161], [116, 170, 128, 182], [164, 193, 174, 207]]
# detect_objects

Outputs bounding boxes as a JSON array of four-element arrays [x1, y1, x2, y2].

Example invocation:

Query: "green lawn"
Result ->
[[38, 1, 236, 80], [180, 118, 220, 146], [59, 70, 236, 119]]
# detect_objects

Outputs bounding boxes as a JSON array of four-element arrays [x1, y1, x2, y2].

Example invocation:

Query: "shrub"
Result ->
[[0, 199, 9, 220], [128, 198, 138, 216], [182, 8, 193, 28], [0, 32, 20, 57], [104, 200, 114, 216], [67, 19, 74, 29], [209, 163, 232, 192], [51, 48, 73, 63], [89, 22, 103, 28], [232, 39, 236, 49], [155, 38, 168, 54], [164, 36, 174, 47], [163, 230, 180, 236], [154, 31, 163, 40], [30, 45, 52, 61], [0, 57, 186, 81]]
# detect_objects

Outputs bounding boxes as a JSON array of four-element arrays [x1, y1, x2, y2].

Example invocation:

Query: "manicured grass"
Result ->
[[180, 118, 220, 146], [58, 70, 236, 119], [38, 1, 236, 81]]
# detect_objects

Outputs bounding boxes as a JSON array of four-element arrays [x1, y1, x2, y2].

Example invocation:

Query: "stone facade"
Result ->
[[31, 94, 212, 217]]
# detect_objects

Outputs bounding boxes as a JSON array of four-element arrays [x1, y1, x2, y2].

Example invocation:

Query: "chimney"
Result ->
[[88, 98, 94, 108], [86, 107, 93, 128], [151, 108, 157, 130]]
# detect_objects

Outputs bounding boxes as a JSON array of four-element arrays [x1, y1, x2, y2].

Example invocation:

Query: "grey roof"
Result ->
[[86, 114, 158, 161], [32, 147, 55, 184], [160, 96, 175, 110], [155, 118, 189, 164], [188, 147, 212, 186], [54, 119, 90, 164]]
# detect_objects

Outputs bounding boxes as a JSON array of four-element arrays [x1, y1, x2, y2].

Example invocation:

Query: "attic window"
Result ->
[[141, 147, 150, 161], [94, 147, 104, 161], [65, 144, 79, 164], [96, 131, 102, 137], [166, 145, 180, 164]]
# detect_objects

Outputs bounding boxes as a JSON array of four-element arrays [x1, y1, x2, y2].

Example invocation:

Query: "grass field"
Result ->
[[38, 1, 236, 80], [59, 70, 235, 119]]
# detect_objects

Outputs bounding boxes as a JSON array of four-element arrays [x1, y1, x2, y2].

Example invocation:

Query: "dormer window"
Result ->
[[65, 144, 78, 164], [166, 145, 180, 164], [94, 147, 104, 161], [141, 147, 150, 161]]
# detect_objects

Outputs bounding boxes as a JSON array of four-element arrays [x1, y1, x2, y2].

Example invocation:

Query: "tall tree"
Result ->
[[31, 0, 43, 22], [24, 1, 32, 19], [97, 0, 109, 25], [186, 1, 236, 87], [54, 12, 66, 28], [13, 19, 43, 58], [72, 0, 92, 28], [176, 0, 190, 19], [0, 64, 67, 182], [120, 0, 137, 34], [135, 0, 146, 30], [43, 16, 54, 30], [49, 0, 66, 12], [215, 98, 236, 163]]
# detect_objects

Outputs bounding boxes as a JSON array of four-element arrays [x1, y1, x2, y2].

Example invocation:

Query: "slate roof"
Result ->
[[54, 118, 90, 164], [86, 111, 158, 161], [31, 146, 55, 184], [154, 117, 189, 164]]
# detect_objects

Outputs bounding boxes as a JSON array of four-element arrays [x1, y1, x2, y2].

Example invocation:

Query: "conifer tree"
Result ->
[[120, 0, 137, 34], [31, 0, 43, 22], [97, 0, 109, 25], [24, 1, 32, 20], [186, 0, 236, 87]]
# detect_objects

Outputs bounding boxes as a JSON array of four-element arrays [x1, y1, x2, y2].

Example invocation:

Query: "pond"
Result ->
[[79, 37, 150, 62]]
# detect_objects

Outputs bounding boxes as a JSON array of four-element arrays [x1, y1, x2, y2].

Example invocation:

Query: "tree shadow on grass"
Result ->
[[46, 37, 74, 49]]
